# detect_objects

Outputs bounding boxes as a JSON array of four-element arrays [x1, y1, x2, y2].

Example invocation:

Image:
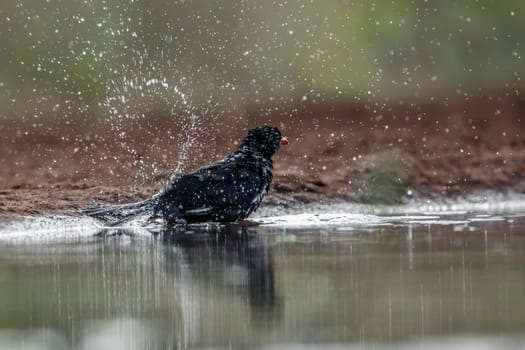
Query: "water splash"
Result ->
[[167, 112, 201, 185], [101, 68, 214, 184]]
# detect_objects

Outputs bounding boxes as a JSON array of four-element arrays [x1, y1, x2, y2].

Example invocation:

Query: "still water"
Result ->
[[0, 212, 525, 349]]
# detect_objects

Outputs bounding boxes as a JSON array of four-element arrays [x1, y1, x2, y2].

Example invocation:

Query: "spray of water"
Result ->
[[167, 112, 200, 185], [101, 65, 215, 187]]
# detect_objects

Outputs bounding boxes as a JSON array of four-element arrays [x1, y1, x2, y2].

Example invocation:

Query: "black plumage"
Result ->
[[82, 126, 288, 225]]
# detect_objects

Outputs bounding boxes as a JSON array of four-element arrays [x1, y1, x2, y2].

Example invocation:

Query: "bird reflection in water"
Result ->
[[99, 223, 281, 330], [161, 223, 281, 326]]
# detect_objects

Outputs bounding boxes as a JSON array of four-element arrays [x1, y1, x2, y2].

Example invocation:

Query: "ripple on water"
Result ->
[[0, 191, 524, 242]]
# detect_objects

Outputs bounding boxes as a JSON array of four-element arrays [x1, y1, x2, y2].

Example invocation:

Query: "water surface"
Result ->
[[0, 211, 525, 349]]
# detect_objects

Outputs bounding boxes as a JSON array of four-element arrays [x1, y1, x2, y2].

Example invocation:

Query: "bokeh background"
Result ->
[[1, 0, 523, 122]]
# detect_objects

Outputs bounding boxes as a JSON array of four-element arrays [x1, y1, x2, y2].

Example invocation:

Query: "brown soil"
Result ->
[[1, 96, 525, 222]]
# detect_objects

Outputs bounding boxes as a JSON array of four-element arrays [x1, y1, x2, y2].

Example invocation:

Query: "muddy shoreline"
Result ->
[[1, 97, 524, 222]]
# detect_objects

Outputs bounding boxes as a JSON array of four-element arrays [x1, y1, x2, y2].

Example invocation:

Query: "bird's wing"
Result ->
[[154, 161, 264, 221]]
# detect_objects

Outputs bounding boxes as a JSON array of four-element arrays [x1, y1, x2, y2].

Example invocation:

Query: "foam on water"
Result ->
[[255, 190, 525, 228], [256, 213, 387, 228], [1, 191, 524, 242], [257, 190, 525, 218], [256, 213, 503, 229], [0, 216, 99, 243]]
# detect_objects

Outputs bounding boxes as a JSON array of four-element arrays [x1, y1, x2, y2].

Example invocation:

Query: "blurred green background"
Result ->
[[0, 0, 523, 122]]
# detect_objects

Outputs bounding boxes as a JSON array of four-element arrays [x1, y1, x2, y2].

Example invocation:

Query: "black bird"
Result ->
[[82, 126, 288, 225]]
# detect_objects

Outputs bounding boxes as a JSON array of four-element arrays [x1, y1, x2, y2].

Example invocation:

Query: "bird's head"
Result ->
[[241, 126, 288, 157]]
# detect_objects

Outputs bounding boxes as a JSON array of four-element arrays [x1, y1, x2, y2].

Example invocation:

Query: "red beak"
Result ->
[[280, 136, 289, 146]]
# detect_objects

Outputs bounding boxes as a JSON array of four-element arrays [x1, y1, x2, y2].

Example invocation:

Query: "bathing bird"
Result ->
[[82, 126, 288, 225]]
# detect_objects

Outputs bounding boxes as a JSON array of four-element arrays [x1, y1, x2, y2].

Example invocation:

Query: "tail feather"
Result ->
[[81, 198, 157, 226]]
